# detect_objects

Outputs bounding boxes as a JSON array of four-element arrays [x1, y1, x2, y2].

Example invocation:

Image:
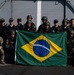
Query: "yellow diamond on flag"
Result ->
[[21, 35, 62, 62]]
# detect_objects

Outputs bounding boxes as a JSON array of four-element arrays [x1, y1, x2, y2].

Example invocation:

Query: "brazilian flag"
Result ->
[[16, 31, 67, 66]]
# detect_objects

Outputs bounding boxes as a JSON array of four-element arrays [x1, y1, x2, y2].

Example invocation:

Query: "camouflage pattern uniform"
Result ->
[[41, 21, 51, 33], [24, 15, 36, 31], [37, 16, 48, 33], [67, 30, 74, 66], [24, 20, 36, 32], [0, 36, 5, 64], [0, 18, 7, 41], [69, 18, 74, 31]]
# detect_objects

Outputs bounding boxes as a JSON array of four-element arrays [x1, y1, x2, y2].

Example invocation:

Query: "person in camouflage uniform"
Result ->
[[0, 36, 5, 64], [4, 39, 9, 63], [41, 21, 51, 33], [61, 19, 69, 32], [67, 30, 74, 66], [60, 19, 70, 39], [37, 16, 48, 33], [24, 15, 36, 30], [23, 20, 36, 32], [69, 18, 74, 31]]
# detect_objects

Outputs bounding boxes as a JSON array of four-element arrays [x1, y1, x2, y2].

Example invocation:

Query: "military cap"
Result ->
[[17, 18, 22, 22], [9, 18, 14, 22], [1, 18, 5, 22], [54, 19, 58, 24], [42, 16, 48, 21], [27, 15, 32, 19]]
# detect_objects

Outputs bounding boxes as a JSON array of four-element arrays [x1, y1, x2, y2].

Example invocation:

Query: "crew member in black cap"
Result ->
[[16, 18, 23, 30], [0, 18, 7, 41], [6, 18, 16, 39], [51, 19, 61, 33], [61, 19, 69, 32]]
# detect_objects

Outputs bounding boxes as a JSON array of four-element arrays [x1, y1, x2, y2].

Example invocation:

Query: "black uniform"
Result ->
[[6, 25, 16, 38], [6, 18, 16, 39], [0, 18, 7, 40], [0, 25, 7, 41], [16, 24, 23, 30], [16, 18, 23, 30], [69, 18, 74, 31], [51, 19, 61, 33]]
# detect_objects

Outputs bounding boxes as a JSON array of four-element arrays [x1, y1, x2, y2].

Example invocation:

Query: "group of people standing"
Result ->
[[0, 15, 74, 66]]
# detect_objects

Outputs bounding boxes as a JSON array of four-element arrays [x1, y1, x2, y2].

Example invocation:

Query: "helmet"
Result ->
[[42, 16, 48, 21], [27, 20, 32, 24], [62, 19, 68, 24], [27, 15, 32, 20], [9, 18, 14, 22], [45, 21, 50, 26], [71, 18, 74, 24], [1, 18, 5, 22], [54, 19, 58, 24], [17, 18, 22, 22]]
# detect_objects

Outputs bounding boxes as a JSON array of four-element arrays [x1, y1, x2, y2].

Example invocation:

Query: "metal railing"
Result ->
[[66, 0, 74, 10], [0, 0, 10, 9]]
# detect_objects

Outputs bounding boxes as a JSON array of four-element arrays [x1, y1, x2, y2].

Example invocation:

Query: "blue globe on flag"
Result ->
[[33, 40, 50, 57]]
